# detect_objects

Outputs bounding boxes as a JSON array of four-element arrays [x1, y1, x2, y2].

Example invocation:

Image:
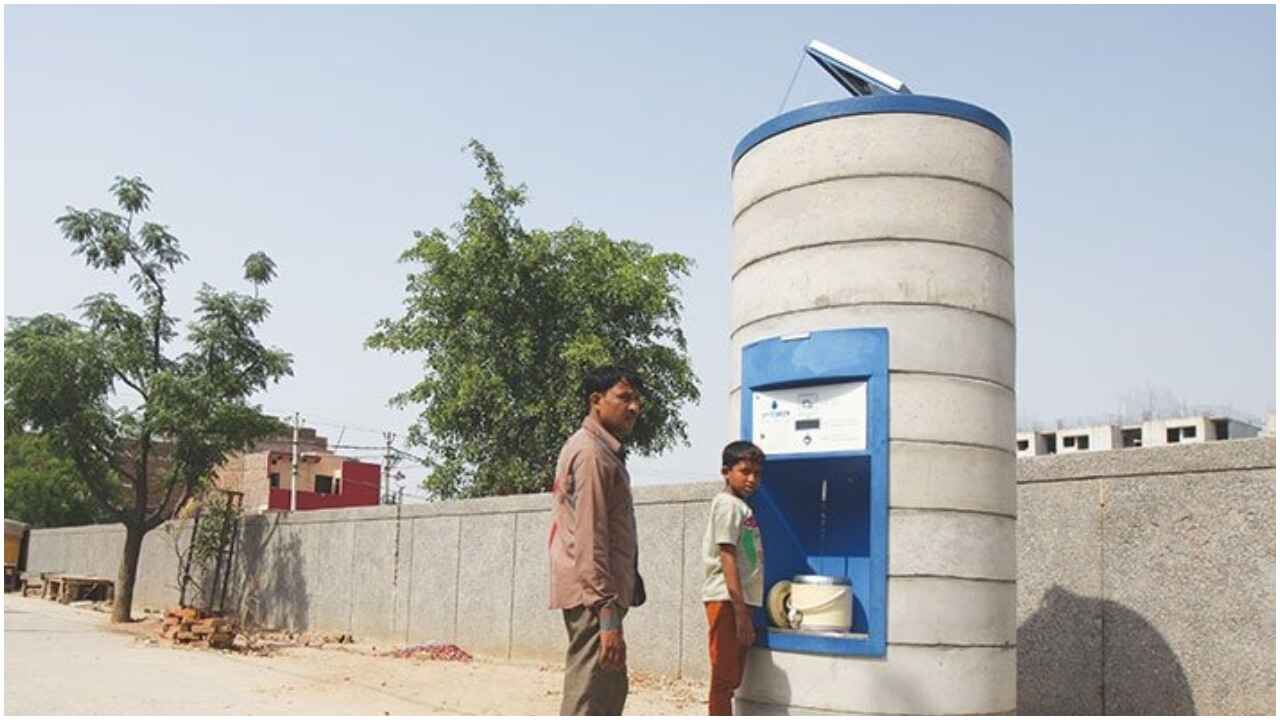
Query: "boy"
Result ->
[[701, 440, 765, 716]]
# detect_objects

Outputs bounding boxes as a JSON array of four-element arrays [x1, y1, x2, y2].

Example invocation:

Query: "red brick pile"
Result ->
[[160, 607, 235, 649], [382, 643, 473, 662]]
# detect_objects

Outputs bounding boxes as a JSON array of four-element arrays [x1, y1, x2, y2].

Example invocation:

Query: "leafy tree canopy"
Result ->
[[3, 410, 112, 528], [368, 141, 700, 499], [243, 251, 278, 297], [4, 175, 293, 621]]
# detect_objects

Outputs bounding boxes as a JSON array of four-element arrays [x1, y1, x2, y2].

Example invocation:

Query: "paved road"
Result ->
[[4, 594, 702, 715]]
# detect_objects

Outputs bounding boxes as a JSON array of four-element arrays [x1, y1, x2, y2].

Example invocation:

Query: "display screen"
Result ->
[[795, 419, 821, 430]]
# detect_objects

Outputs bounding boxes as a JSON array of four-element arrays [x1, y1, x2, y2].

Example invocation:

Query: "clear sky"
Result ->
[[5, 5, 1275, 493]]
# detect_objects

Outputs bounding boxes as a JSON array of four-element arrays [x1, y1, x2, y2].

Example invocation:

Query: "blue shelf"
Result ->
[[759, 628, 878, 657]]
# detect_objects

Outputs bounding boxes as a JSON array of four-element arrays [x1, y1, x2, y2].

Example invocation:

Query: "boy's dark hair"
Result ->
[[581, 365, 646, 407], [722, 440, 765, 469]]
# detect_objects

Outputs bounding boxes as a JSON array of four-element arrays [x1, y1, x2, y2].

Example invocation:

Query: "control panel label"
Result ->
[[752, 380, 867, 454]]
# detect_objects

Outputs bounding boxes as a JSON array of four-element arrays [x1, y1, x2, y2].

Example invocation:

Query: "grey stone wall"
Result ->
[[23, 481, 724, 681], [1018, 436, 1275, 715], [24, 437, 1275, 713]]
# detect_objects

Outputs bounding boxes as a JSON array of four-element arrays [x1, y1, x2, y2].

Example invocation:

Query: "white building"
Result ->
[[1054, 424, 1122, 454], [1017, 415, 1260, 456], [1015, 431, 1050, 458], [1141, 415, 1261, 447]]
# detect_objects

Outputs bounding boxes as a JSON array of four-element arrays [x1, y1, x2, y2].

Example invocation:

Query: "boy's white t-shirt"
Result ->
[[701, 489, 764, 606]]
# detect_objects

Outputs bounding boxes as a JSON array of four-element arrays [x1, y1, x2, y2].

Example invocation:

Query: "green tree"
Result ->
[[367, 141, 700, 499], [3, 411, 112, 528], [4, 176, 292, 622], [242, 251, 277, 298]]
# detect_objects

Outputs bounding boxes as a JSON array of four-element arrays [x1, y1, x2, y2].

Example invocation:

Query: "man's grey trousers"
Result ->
[[560, 606, 629, 716]]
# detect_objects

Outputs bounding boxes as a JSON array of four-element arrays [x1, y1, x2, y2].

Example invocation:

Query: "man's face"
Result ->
[[591, 379, 642, 439]]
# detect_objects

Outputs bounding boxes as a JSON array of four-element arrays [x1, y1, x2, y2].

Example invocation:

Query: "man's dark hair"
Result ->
[[581, 365, 646, 407], [722, 440, 765, 469]]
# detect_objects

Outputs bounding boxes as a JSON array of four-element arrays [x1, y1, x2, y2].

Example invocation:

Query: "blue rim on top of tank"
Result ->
[[732, 40, 1012, 170]]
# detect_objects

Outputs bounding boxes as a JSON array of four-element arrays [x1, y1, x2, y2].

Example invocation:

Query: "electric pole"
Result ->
[[290, 412, 301, 512], [382, 431, 396, 504]]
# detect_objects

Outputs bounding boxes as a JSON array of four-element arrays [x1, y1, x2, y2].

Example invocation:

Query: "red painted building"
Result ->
[[266, 458, 381, 510], [210, 428, 382, 513]]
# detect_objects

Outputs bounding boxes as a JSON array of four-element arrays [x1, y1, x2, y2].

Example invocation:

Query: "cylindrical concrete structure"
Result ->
[[729, 95, 1015, 715]]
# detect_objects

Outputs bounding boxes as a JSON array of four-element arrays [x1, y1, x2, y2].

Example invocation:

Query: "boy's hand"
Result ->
[[735, 605, 756, 648], [599, 628, 626, 670]]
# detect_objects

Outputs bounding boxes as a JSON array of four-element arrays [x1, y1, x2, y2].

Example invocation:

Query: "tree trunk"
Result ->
[[111, 524, 145, 623]]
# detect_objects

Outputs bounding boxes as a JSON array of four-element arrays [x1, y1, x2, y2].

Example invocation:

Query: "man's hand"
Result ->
[[735, 605, 756, 648], [597, 603, 627, 670], [599, 628, 627, 670]]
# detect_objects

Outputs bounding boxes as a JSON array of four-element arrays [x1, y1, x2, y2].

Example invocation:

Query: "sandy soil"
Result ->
[[4, 594, 705, 715]]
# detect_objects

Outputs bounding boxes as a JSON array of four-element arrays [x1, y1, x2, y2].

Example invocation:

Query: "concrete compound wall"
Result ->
[[1018, 436, 1275, 715], [23, 437, 1275, 714], [23, 482, 725, 683]]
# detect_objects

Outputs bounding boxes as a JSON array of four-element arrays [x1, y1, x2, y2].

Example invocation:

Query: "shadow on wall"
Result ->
[[209, 515, 310, 632], [256, 521, 309, 632], [1019, 585, 1195, 715]]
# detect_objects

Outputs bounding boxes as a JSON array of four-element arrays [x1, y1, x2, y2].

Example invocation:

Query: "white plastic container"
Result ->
[[767, 575, 854, 633]]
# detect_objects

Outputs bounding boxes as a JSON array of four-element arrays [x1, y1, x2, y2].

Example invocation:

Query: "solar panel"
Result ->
[[805, 40, 911, 97]]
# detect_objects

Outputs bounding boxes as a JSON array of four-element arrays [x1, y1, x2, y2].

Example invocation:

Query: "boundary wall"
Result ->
[[24, 437, 1275, 713]]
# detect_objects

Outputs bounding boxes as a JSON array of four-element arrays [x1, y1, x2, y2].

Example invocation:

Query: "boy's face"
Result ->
[[591, 379, 642, 439], [723, 459, 762, 498]]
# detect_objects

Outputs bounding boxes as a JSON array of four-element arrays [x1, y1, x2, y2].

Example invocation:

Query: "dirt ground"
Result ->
[[4, 594, 705, 715]]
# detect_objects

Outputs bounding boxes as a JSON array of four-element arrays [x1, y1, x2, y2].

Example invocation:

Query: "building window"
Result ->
[[1184, 426, 1197, 439], [1122, 428, 1142, 448], [1167, 427, 1180, 443], [315, 475, 334, 495], [1017, 439, 1029, 452], [269, 472, 280, 489], [1044, 435, 1057, 454], [1063, 434, 1088, 450]]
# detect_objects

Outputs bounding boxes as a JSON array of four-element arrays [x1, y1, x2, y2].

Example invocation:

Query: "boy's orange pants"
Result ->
[[705, 601, 750, 715]]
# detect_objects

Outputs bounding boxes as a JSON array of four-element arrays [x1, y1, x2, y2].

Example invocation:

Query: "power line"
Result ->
[[259, 408, 392, 436]]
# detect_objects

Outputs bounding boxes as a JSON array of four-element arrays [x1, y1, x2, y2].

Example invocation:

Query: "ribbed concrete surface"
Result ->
[[732, 114, 1012, 216], [736, 644, 1016, 715], [887, 576, 1017, 646], [732, 175, 1014, 273], [730, 241, 1015, 333], [889, 440, 1016, 515], [730, 105, 1014, 714], [732, 304, 1015, 391]]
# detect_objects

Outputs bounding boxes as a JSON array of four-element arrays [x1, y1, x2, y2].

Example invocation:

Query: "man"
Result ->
[[549, 366, 644, 715]]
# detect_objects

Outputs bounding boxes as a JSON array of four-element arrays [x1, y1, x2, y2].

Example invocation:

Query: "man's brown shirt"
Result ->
[[548, 415, 638, 610]]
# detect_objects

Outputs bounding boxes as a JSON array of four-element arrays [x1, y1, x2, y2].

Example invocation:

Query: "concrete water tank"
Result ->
[[729, 94, 1015, 714]]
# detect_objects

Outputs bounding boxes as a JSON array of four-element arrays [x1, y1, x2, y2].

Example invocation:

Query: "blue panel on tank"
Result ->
[[740, 328, 888, 657]]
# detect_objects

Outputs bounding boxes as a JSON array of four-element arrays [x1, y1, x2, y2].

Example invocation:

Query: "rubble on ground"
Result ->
[[250, 630, 355, 647], [382, 643, 473, 662]]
